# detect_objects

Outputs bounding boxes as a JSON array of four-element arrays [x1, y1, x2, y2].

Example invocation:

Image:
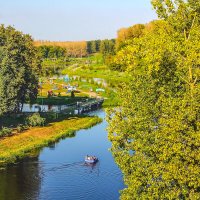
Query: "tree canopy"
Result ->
[[35, 41, 87, 58], [0, 25, 40, 116], [107, 1, 200, 199]]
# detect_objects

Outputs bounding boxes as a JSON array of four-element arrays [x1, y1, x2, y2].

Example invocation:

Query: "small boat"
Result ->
[[85, 155, 98, 164]]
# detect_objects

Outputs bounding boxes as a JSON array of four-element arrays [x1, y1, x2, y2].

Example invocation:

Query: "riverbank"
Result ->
[[0, 115, 102, 167]]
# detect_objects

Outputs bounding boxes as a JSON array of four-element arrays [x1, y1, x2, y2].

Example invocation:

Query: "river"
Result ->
[[0, 110, 124, 200]]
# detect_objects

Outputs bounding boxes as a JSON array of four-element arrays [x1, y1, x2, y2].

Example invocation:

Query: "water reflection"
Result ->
[[0, 157, 41, 200], [72, 75, 108, 88]]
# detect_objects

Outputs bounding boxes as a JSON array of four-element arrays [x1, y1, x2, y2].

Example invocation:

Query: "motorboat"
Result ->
[[85, 155, 98, 164]]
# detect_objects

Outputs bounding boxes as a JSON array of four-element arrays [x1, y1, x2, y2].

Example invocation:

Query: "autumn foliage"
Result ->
[[34, 40, 87, 57]]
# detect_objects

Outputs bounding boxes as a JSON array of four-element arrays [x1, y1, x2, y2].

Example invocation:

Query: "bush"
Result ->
[[0, 127, 12, 137], [82, 65, 87, 70], [26, 113, 46, 127], [90, 79, 95, 84], [88, 65, 93, 70], [16, 124, 27, 133]]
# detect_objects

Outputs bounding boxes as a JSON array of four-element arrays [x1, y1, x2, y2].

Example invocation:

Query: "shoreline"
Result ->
[[0, 115, 102, 167]]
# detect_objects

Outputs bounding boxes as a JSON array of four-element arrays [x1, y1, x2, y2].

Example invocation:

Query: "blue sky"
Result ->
[[0, 0, 157, 41]]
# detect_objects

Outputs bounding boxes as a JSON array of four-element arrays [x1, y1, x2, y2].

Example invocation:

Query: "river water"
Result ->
[[0, 110, 124, 200]]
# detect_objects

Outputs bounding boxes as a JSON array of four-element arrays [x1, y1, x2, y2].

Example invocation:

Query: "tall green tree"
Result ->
[[100, 39, 115, 64], [107, 1, 200, 199], [0, 25, 40, 115], [91, 41, 97, 53], [95, 40, 101, 52], [86, 41, 92, 54]]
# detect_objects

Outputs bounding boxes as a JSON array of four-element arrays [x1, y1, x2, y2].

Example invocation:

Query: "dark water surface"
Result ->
[[0, 110, 124, 200]]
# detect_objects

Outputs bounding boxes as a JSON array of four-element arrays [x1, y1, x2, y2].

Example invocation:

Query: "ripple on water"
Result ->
[[31, 161, 123, 200]]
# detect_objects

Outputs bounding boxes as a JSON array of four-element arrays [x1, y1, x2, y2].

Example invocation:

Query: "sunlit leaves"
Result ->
[[0, 25, 40, 115], [107, 1, 200, 199]]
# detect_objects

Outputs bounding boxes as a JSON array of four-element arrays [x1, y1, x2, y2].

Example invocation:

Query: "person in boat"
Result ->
[[91, 156, 96, 160], [85, 155, 96, 160], [85, 155, 91, 160]]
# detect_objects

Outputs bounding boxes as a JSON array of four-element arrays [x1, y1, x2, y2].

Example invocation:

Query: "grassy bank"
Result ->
[[62, 64, 128, 84], [0, 116, 102, 167], [38, 75, 118, 107]]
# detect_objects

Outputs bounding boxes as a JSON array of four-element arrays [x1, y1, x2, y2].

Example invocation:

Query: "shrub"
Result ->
[[82, 65, 87, 70], [88, 65, 93, 70], [0, 127, 12, 137], [90, 79, 95, 84], [16, 124, 27, 133], [26, 113, 46, 127]]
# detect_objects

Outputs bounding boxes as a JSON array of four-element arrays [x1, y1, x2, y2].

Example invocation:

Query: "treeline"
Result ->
[[108, 21, 167, 71], [35, 39, 116, 60], [107, 0, 200, 199], [38, 45, 66, 59], [116, 24, 145, 50], [86, 40, 101, 54], [0, 25, 40, 116], [35, 41, 87, 58]]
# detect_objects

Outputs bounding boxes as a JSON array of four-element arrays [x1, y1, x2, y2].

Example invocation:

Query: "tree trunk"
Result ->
[[20, 103, 24, 113], [0, 116, 2, 129]]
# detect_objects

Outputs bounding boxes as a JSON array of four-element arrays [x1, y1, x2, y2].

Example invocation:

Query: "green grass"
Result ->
[[61, 54, 130, 87], [40, 53, 124, 107], [62, 67, 128, 83], [0, 115, 102, 167]]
